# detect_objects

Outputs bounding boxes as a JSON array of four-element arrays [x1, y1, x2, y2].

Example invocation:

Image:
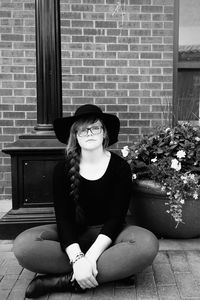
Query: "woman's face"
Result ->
[[76, 120, 105, 151]]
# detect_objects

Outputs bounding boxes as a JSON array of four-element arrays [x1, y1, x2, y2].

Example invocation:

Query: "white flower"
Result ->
[[176, 150, 186, 159], [193, 192, 198, 199], [132, 174, 137, 180], [180, 199, 185, 204], [171, 158, 181, 171], [121, 146, 129, 157], [151, 157, 157, 163], [195, 137, 200, 142]]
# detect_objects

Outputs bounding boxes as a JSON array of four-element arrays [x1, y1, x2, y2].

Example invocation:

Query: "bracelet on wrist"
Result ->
[[70, 252, 85, 265]]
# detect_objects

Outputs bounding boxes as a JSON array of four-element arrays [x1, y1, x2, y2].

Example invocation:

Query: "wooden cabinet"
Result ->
[[0, 137, 65, 238]]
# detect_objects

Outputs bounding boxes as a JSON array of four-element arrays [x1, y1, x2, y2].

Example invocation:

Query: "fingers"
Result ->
[[92, 267, 98, 277], [77, 275, 98, 289], [71, 273, 75, 282]]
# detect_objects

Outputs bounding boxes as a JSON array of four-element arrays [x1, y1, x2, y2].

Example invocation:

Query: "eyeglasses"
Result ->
[[77, 125, 103, 137]]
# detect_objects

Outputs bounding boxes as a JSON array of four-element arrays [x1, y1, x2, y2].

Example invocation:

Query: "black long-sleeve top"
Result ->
[[53, 151, 132, 252]]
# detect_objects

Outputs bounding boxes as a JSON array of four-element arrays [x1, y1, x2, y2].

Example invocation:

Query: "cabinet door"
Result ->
[[23, 159, 59, 207]]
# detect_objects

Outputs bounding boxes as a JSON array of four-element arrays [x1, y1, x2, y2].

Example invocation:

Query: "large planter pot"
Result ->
[[129, 180, 200, 239]]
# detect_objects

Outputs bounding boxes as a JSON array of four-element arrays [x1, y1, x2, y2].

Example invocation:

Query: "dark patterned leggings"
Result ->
[[13, 224, 159, 284]]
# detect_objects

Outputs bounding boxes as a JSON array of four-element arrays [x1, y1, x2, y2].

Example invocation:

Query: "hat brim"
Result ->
[[53, 112, 120, 146]]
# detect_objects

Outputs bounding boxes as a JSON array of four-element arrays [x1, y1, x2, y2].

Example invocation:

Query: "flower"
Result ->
[[121, 146, 129, 157], [176, 150, 186, 159], [122, 122, 200, 226], [171, 159, 181, 171]]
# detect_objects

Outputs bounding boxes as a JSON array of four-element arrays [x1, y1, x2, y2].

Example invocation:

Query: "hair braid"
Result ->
[[68, 150, 80, 205], [67, 149, 86, 226]]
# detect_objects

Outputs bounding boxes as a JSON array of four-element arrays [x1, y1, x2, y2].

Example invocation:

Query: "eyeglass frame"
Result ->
[[77, 125, 103, 137]]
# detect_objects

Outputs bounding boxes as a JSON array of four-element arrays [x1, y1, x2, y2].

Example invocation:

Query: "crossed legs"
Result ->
[[13, 223, 159, 283]]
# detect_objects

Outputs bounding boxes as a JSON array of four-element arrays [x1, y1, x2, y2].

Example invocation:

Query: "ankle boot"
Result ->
[[25, 272, 84, 298]]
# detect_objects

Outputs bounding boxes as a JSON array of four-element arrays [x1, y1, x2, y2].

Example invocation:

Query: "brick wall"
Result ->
[[0, 0, 174, 200]]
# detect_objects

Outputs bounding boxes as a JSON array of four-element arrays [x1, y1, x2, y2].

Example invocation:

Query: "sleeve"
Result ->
[[100, 158, 132, 241], [53, 161, 79, 252]]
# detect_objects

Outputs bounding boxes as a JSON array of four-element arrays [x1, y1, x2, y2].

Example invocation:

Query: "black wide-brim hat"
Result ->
[[53, 104, 120, 146]]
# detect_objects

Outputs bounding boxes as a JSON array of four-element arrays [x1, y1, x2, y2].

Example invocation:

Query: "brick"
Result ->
[[107, 105, 127, 112], [72, 98, 93, 105], [106, 60, 127, 67], [72, 51, 93, 59], [84, 59, 104, 66], [141, 52, 162, 59], [136, 272, 158, 299], [117, 68, 138, 75], [141, 21, 164, 29], [0, 41, 12, 48], [72, 35, 94, 43], [0, 89, 12, 96], [61, 11, 81, 20], [118, 52, 139, 59], [107, 75, 127, 82], [2, 82, 24, 89], [157, 285, 180, 300], [2, 97, 25, 104], [119, 113, 139, 119], [118, 83, 139, 89], [95, 36, 116, 43], [1, 66, 24, 73], [26, 112, 36, 119], [107, 90, 128, 97], [129, 60, 150, 67], [95, 83, 116, 89], [175, 272, 200, 298], [95, 21, 117, 28], [130, 45, 151, 51], [114, 287, 136, 300], [15, 105, 36, 111], [140, 68, 161, 75], [95, 98, 116, 105], [153, 263, 176, 285], [72, 82, 93, 89], [15, 120, 36, 127], [84, 90, 105, 97], [3, 112, 25, 119], [14, 89, 35, 96], [0, 74, 12, 80], [141, 36, 162, 44], [152, 13, 173, 21], [84, 75, 105, 82], [72, 67, 93, 74], [0, 11, 11, 18], [107, 29, 128, 36], [0, 105, 13, 111], [95, 67, 116, 74], [129, 120, 150, 127], [129, 75, 150, 82], [83, 12, 104, 20], [72, 4, 93, 11], [95, 52, 116, 59], [130, 105, 150, 112], [118, 98, 139, 104]]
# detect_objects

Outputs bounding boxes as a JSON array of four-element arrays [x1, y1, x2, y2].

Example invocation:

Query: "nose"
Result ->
[[87, 128, 93, 136]]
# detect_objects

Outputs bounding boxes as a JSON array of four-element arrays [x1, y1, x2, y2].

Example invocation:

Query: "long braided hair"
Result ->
[[66, 116, 109, 225]]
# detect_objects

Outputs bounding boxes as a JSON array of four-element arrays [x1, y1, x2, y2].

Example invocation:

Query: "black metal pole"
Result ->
[[34, 0, 62, 132]]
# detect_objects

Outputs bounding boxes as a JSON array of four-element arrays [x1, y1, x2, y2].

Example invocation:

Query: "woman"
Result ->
[[13, 104, 159, 298]]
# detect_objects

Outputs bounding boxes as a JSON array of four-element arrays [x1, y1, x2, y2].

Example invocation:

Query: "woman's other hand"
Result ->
[[72, 257, 99, 289]]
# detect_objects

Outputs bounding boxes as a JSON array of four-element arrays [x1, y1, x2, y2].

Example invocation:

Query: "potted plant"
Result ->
[[122, 122, 200, 238]]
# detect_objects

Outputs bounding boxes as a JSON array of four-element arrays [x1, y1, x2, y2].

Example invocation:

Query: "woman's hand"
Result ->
[[85, 254, 98, 278], [72, 257, 99, 289]]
